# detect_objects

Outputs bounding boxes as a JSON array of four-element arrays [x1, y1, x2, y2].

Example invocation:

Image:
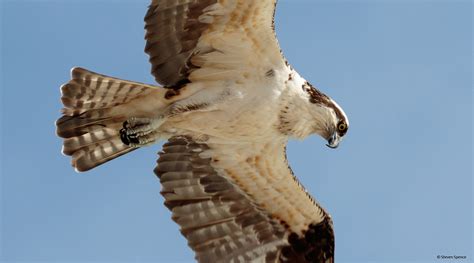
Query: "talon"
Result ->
[[119, 116, 164, 146], [120, 127, 140, 146], [122, 120, 130, 129], [128, 134, 140, 145], [120, 128, 130, 145]]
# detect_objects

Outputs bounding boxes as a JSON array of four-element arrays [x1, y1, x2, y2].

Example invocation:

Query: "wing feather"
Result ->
[[144, 0, 282, 87], [154, 136, 335, 262]]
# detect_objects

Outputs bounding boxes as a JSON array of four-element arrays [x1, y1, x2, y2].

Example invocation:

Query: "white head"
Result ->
[[302, 82, 349, 148]]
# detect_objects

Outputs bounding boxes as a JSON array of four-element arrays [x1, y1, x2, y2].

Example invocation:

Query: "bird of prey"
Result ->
[[56, 1, 349, 262]]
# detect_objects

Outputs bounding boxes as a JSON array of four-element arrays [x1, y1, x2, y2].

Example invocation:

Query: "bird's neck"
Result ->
[[276, 71, 321, 139]]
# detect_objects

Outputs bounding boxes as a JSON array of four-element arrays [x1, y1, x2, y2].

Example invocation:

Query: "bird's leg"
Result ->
[[119, 116, 166, 147], [119, 87, 231, 147]]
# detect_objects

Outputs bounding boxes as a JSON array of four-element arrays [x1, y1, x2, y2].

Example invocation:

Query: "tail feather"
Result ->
[[60, 68, 157, 114], [56, 67, 159, 172], [62, 126, 119, 155], [71, 136, 137, 172], [56, 111, 122, 138]]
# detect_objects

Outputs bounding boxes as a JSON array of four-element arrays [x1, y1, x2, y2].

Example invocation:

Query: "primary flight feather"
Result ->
[[56, 1, 349, 262]]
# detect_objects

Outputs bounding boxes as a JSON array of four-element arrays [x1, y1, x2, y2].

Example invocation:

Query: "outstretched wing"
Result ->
[[144, 0, 282, 87], [155, 136, 335, 263]]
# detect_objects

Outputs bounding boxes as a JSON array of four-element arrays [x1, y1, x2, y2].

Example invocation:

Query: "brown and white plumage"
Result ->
[[156, 136, 334, 262], [144, 0, 282, 86], [56, 0, 349, 262], [56, 67, 163, 171]]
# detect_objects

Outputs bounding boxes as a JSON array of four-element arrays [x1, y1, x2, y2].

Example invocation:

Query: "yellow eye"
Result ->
[[337, 121, 347, 133]]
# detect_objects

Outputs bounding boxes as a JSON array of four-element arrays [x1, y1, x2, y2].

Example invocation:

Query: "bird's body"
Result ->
[[56, 1, 349, 262]]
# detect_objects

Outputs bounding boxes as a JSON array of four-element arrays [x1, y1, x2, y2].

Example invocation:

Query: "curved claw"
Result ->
[[120, 128, 139, 145], [119, 116, 165, 146]]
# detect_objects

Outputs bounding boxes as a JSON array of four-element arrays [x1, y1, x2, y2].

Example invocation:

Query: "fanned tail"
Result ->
[[56, 67, 159, 172]]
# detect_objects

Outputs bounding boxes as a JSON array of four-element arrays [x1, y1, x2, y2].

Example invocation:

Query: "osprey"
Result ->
[[56, 1, 349, 262]]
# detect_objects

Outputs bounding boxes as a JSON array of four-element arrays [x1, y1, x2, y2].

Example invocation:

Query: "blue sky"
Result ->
[[1, 0, 472, 262]]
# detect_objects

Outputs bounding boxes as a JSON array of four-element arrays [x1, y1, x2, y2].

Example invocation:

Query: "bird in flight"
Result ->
[[56, 1, 349, 262]]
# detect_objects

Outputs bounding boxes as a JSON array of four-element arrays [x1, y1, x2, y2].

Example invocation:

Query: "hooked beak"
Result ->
[[326, 132, 341, 149]]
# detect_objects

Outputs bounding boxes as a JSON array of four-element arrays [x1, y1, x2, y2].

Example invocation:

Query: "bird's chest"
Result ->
[[167, 81, 286, 142]]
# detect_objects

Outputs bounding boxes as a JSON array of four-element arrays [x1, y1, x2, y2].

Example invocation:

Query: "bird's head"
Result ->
[[303, 82, 349, 149]]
